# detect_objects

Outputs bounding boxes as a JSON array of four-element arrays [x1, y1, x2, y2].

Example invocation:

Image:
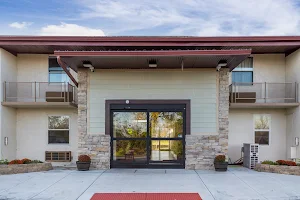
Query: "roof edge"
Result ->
[[1, 35, 300, 42]]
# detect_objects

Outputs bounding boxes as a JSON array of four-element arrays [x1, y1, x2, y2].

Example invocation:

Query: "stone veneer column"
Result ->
[[218, 68, 230, 155], [185, 68, 229, 170], [77, 68, 110, 169]]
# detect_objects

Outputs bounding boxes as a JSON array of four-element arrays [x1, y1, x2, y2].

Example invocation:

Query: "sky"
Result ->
[[0, 0, 300, 36]]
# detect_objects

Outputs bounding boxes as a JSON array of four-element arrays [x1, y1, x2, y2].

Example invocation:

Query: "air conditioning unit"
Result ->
[[243, 143, 259, 169]]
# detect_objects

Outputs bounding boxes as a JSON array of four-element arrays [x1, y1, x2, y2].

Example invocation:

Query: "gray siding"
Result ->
[[88, 69, 218, 135]]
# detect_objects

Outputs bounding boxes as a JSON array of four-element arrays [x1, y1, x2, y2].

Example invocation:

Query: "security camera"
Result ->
[[90, 66, 95, 72]]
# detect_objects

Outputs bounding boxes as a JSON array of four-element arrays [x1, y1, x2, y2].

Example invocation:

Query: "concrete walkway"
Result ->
[[0, 167, 300, 200]]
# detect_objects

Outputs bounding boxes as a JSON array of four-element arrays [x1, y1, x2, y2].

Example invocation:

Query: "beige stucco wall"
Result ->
[[252, 54, 286, 82], [17, 54, 49, 82], [229, 54, 286, 84], [88, 69, 218, 135], [286, 49, 300, 159], [0, 49, 18, 160], [16, 108, 78, 165], [229, 109, 287, 163], [0, 52, 79, 162]]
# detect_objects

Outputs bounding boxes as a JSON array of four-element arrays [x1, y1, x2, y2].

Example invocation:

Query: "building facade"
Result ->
[[0, 36, 299, 169]]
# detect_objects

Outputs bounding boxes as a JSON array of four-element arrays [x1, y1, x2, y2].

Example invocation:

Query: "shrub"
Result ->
[[8, 160, 23, 165], [214, 155, 226, 163], [261, 160, 278, 165], [21, 158, 31, 164], [0, 159, 9, 165], [78, 155, 91, 162], [30, 160, 43, 164], [276, 160, 297, 166]]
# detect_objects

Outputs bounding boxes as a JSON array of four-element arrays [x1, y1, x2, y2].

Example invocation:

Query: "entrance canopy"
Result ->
[[54, 49, 251, 72]]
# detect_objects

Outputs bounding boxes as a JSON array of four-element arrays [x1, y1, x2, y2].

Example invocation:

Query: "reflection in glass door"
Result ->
[[150, 112, 184, 164], [111, 108, 185, 168], [112, 112, 148, 166]]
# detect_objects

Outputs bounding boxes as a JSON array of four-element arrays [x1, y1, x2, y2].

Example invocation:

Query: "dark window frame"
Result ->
[[48, 116, 70, 144], [48, 58, 69, 83], [254, 131, 269, 145], [232, 57, 253, 84], [105, 100, 191, 136], [254, 114, 271, 145]]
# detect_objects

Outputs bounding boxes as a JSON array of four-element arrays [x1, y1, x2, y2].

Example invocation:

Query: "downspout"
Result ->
[[56, 56, 78, 87]]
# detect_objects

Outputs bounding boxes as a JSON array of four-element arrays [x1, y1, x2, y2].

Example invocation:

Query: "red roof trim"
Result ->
[[54, 49, 252, 57], [2, 42, 300, 47], [1, 36, 300, 42]]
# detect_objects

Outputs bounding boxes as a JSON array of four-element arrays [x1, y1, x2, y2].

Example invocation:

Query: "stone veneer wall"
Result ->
[[185, 68, 229, 169], [0, 163, 53, 175], [78, 69, 110, 169], [255, 164, 300, 175]]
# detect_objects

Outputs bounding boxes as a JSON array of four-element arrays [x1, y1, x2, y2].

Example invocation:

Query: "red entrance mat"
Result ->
[[91, 193, 202, 200]]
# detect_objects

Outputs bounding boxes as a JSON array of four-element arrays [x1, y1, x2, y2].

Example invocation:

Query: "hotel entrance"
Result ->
[[110, 104, 186, 168]]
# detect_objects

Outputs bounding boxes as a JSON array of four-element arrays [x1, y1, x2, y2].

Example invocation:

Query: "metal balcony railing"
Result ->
[[3, 82, 78, 104], [229, 82, 298, 103]]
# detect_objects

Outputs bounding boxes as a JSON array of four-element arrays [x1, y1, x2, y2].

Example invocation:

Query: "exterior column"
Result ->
[[218, 68, 229, 155], [77, 68, 110, 169], [185, 68, 229, 170], [78, 68, 88, 156]]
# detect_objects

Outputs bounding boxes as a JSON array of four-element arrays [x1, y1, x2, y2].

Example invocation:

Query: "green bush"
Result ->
[[29, 160, 43, 164], [0, 159, 9, 165], [171, 141, 183, 156], [261, 160, 278, 165]]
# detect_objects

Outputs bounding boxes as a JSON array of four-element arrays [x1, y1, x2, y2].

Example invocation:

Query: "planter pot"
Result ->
[[214, 162, 228, 171], [76, 161, 91, 171]]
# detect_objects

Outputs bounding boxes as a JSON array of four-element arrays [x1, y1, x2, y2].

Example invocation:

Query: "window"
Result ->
[[49, 58, 69, 83], [232, 57, 253, 83], [48, 116, 70, 144], [254, 114, 270, 145]]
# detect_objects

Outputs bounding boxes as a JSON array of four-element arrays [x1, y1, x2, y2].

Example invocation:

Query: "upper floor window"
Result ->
[[232, 57, 253, 83], [49, 58, 69, 83]]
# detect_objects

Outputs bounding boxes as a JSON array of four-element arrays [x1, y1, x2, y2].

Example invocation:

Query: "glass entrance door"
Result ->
[[111, 106, 185, 168], [112, 111, 148, 167], [149, 112, 184, 165]]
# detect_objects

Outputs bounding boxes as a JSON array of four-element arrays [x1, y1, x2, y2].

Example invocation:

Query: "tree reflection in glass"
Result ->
[[113, 112, 147, 162], [113, 112, 147, 138], [150, 112, 183, 138]]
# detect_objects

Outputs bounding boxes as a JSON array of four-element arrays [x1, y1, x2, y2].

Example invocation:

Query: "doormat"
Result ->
[[90, 193, 202, 200]]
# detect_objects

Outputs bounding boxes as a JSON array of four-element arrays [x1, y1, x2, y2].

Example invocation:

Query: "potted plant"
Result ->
[[214, 155, 228, 171], [76, 155, 91, 171]]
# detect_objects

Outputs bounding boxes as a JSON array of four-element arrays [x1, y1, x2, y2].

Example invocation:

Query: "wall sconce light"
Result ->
[[216, 60, 227, 71], [295, 137, 299, 146], [83, 61, 94, 72], [4, 137, 8, 146], [148, 59, 157, 68]]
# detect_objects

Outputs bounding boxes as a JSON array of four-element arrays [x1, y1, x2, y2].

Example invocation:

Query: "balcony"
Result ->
[[2, 82, 77, 108], [229, 82, 299, 108]]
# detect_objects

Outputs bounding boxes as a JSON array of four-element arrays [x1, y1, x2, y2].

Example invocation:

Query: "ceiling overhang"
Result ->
[[54, 49, 251, 72], [0, 36, 299, 55]]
